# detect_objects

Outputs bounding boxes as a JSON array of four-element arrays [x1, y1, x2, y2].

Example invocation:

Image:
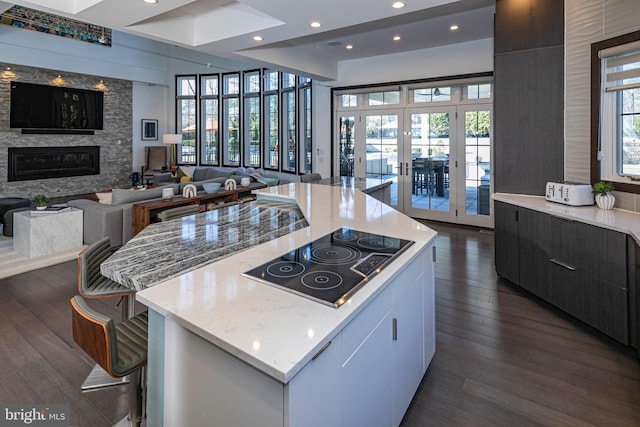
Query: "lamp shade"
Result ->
[[162, 134, 182, 144]]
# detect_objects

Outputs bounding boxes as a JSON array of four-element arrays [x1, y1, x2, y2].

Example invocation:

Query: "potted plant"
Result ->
[[33, 194, 49, 210], [592, 181, 615, 209]]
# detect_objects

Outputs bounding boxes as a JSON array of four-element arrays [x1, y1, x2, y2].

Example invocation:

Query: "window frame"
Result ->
[[243, 69, 261, 168], [263, 70, 279, 170], [173, 68, 313, 176], [222, 72, 241, 167], [175, 74, 197, 165], [200, 74, 220, 166], [591, 29, 640, 194]]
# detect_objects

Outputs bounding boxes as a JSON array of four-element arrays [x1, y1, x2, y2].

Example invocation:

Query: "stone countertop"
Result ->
[[101, 199, 309, 291], [493, 192, 640, 244], [315, 176, 392, 193], [134, 183, 437, 383]]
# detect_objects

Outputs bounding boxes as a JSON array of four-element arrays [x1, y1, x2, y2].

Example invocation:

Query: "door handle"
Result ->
[[395, 165, 403, 176], [405, 162, 409, 175]]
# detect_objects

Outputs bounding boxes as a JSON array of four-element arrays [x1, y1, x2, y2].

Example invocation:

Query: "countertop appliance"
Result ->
[[243, 227, 414, 308], [545, 182, 594, 206]]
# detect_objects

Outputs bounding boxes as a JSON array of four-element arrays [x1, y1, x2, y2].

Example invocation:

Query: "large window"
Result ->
[[592, 30, 640, 194], [174, 69, 312, 175], [263, 70, 279, 169], [243, 70, 261, 167], [200, 75, 219, 165], [282, 89, 296, 171], [176, 76, 196, 164], [223, 73, 240, 166]]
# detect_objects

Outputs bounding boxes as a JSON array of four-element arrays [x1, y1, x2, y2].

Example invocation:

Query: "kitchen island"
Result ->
[[110, 183, 437, 426]]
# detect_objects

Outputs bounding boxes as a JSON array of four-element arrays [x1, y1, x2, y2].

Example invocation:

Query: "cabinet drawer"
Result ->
[[573, 223, 627, 286], [564, 273, 629, 344]]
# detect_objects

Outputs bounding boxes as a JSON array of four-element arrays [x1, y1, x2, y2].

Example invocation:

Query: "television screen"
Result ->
[[10, 81, 104, 130]]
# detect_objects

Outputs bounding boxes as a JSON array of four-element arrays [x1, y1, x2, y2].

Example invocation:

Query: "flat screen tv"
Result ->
[[10, 81, 104, 131]]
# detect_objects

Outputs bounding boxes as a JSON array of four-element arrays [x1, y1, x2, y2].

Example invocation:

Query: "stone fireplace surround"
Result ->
[[0, 63, 133, 200]]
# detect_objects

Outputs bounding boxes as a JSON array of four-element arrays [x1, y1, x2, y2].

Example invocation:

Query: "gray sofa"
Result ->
[[68, 167, 303, 247], [68, 184, 179, 247], [153, 166, 301, 189]]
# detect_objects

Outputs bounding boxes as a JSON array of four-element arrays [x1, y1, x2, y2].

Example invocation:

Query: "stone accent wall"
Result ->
[[0, 63, 132, 200]]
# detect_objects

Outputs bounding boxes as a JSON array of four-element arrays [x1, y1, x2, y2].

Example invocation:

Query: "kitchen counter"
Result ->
[[134, 183, 437, 426], [493, 193, 640, 244], [315, 176, 391, 192], [315, 176, 392, 204], [101, 199, 308, 291]]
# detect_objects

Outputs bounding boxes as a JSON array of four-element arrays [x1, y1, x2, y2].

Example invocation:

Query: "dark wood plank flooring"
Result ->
[[401, 221, 640, 426], [0, 221, 638, 426]]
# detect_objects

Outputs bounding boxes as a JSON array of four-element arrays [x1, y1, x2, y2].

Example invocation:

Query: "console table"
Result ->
[[131, 182, 266, 236]]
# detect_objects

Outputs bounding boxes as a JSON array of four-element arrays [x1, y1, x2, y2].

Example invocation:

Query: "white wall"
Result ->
[[334, 38, 493, 87], [565, 0, 640, 210], [132, 83, 171, 175]]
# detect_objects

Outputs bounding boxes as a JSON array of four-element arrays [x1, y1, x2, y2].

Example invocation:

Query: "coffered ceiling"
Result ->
[[4, 0, 494, 80]]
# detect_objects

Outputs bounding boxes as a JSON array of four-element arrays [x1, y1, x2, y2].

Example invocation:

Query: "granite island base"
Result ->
[[130, 183, 438, 426]]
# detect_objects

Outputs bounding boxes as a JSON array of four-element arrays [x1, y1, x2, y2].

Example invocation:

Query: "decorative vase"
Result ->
[[162, 187, 174, 201], [240, 177, 250, 187], [36, 206, 47, 210], [182, 184, 197, 198], [224, 178, 237, 191], [595, 193, 615, 210]]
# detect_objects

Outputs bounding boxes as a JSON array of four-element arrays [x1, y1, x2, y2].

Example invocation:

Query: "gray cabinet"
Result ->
[[494, 201, 520, 283], [494, 0, 565, 195], [495, 201, 630, 344]]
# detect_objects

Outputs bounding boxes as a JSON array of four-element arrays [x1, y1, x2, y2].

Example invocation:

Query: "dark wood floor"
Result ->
[[0, 222, 639, 426], [402, 221, 640, 426]]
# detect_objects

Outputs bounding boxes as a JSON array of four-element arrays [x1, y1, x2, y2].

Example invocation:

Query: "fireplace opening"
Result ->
[[8, 146, 100, 181]]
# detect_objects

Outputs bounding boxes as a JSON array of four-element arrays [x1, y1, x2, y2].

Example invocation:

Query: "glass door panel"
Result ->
[[456, 105, 492, 228], [403, 108, 456, 222], [353, 112, 401, 208]]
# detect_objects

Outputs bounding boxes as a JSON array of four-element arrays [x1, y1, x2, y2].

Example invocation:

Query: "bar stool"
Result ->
[[158, 204, 200, 222], [78, 237, 136, 390], [70, 295, 148, 427]]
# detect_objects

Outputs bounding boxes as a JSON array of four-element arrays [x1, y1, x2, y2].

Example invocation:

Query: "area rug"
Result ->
[[0, 233, 85, 280]]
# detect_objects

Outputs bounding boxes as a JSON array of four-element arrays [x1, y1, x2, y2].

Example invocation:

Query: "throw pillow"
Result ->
[[177, 166, 194, 179], [95, 191, 112, 205], [250, 173, 279, 187]]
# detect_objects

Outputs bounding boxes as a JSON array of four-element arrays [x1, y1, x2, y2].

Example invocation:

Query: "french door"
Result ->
[[336, 104, 492, 228]]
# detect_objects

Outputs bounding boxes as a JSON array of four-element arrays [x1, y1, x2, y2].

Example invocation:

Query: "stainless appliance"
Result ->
[[243, 227, 414, 307], [545, 182, 594, 206]]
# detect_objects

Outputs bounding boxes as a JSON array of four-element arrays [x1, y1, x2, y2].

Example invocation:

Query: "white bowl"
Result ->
[[202, 183, 221, 194]]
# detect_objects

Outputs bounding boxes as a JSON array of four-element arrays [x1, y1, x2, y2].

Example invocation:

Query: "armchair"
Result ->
[[141, 146, 168, 185]]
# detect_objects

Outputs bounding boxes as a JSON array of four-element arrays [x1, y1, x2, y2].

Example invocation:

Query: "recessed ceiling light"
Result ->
[[393, 35, 401, 41], [450, 25, 459, 31], [310, 21, 321, 28], [346, 44, 353, 50], [253, 35, 263, 41], [143, 0, 158, 4], [392, 2, 405, 9]]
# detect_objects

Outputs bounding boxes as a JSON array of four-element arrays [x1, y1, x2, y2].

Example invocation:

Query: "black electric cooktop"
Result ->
[[243, 227, 414, 308]]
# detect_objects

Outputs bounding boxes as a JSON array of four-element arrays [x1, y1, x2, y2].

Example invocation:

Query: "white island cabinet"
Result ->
[[137, 183, 437, 426]]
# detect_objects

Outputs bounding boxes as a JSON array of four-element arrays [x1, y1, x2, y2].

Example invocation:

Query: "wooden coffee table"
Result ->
[[131, 182, 266, 236]]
